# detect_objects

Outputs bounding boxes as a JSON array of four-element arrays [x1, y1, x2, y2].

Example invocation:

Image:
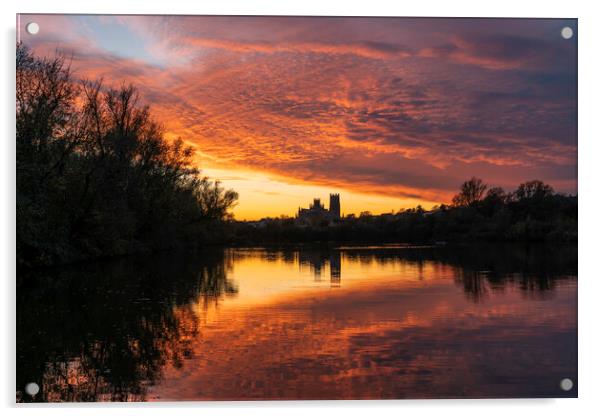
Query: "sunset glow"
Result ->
[[152, 250, 577, 400], [19, 15, 577, 220]]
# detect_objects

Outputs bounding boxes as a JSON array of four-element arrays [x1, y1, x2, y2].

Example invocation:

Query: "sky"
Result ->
[[18, 15, 577, 220]]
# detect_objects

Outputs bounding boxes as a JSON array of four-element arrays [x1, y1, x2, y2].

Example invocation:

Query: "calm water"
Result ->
[[17, 244, 577, 402]]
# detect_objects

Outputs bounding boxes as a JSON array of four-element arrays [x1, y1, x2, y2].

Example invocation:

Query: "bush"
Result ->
[[16, 44, 238, 267]]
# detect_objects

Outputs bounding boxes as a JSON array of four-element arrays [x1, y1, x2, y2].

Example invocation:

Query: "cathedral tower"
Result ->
[[329, 194, 340, 218]]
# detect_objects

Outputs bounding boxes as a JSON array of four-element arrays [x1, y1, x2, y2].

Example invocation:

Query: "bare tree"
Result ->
[[514, 180, 554, 201], [452, 177, 488, 207], [195, 180, 239, 221]]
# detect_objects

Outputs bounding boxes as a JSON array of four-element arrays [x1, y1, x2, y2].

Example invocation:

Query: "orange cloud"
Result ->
[[19, 15, 578, 217], [185, 37, 413, 60]]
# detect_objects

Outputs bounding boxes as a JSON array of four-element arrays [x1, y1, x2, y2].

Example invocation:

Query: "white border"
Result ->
[[2, 1, 601, 415]]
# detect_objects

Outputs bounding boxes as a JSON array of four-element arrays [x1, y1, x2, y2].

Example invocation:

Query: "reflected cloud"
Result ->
[[17, 244, 577, 401], [154, 247, 577, 400]]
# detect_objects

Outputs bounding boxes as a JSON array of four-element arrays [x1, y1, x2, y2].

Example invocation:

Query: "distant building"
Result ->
[[296, 194, 341, 226], [329, 193, 340, 218]]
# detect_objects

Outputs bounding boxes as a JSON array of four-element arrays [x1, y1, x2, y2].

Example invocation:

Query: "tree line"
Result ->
[[229, 177, 577, 244], [17, 44, 238, 267], [16, 45, 576, 267]]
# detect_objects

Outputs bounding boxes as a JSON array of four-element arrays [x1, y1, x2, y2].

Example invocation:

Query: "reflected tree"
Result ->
[[16, 250, 237, 402]]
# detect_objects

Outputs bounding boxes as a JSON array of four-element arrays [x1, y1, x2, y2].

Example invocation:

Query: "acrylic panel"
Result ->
[[16, 14, 577, 402]]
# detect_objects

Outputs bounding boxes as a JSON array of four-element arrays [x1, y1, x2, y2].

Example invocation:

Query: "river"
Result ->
[[16, 244, 577, 401]]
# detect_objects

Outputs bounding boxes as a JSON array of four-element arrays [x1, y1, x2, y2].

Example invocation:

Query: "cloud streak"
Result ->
[[185, 37, 413, 60], [19, 15, 578, 214]]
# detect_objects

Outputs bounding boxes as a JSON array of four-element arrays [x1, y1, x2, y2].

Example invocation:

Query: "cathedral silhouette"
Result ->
[[296, 194, 340, 226]]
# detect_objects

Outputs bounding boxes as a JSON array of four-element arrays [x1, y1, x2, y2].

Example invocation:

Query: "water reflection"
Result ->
[[16, 244, 577, 402], [17, 250, 236, 402], [298, 250, 341, 286]]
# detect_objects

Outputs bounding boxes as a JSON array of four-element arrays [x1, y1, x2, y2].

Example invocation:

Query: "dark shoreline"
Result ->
[[17, 239, 578, 274]]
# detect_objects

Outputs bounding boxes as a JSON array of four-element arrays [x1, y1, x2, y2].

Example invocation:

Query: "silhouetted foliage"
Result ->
[[452, 177, 488, 207], [229, 177, 576, 245], [17, 45, 238, 267], [514, 180, 554, 201], [17, 45, 576, 263]]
